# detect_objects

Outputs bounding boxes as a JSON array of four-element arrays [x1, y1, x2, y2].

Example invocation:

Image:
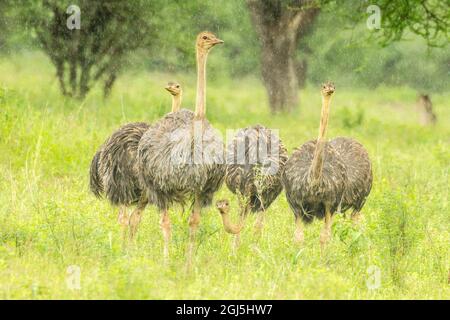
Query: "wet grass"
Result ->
[[0, 52, 448, 299]]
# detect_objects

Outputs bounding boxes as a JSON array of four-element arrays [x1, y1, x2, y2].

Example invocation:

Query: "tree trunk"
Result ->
[[260, 31, 299, 113], [296, 59, 308, 89], [247, 0, 319, 113]]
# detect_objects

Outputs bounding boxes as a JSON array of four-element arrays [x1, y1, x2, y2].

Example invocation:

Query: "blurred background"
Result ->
[[0, 0, 448, 112]]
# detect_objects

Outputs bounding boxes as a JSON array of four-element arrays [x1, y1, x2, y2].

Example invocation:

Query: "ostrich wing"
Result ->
[[330, 137, 372, 213], [98, 122, 150, 206]]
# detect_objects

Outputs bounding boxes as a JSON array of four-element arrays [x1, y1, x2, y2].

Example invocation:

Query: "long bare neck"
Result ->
[[220, 211, 242, 234], [310, 95, 332, 181], [194, 49, 208, 120], [171, 93, 182, 112]]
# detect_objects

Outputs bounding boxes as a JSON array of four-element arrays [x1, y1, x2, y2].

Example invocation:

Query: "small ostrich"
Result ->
[[89, 82, 183, 243], [282, 82, 372, 247], [138, 32, 224, 264], [216, 199, 243, 235], [221, 124, 288, 249], [165, 82, 183, 113]]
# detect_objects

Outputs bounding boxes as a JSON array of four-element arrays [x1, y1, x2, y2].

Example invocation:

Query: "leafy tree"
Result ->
[[246, 0, 449, 113], [16, 0, 160, 99]]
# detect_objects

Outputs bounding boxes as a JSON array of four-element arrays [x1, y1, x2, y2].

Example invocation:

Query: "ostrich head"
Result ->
[[165, 82, 182, 96], [216, 199, 230, 215], [196, 31, 224, 52], [321, 82, 335, 97]]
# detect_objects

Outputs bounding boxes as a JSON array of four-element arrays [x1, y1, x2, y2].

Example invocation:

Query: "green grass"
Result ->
[[0, 52, 449, 299]]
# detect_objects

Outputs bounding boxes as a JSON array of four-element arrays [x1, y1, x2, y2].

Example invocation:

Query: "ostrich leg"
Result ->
[[129, 198, 147, 240], [351, 211, 362, 225], [117, 205, 129, 247], [160, 208, 171, 263], [187, 196, 202, 268], [233, 201, 250, 252], [254, 210, 265, 237], [294, 215, 305, 244], [320, 205, 333, 248]]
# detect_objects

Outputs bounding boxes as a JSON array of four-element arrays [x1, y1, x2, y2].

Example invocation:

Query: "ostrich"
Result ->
[[165, 82, 183, 113], [282, 82, 372, 247], [222, 124, 288, 249], [125, 81, 184, 238], [89, 82, 183, 243], [216, 199, 243, 235], [138, 32, 224, 264]]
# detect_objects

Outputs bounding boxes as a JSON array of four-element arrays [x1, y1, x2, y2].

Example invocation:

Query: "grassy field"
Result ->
[[0, 52, 448, 299]]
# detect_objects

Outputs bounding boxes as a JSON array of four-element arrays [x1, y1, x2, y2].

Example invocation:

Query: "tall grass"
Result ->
[[0, 52, 448, 299]]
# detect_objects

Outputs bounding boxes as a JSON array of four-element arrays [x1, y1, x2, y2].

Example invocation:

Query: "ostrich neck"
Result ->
[[171, 94, 182, 112], [194, 49, 208, 120], [219, 211, 242, 234], [310, 95, 331, 181]]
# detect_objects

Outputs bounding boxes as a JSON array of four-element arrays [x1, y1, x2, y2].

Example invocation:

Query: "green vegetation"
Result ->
[[2, 1, 448, 109], [0, 53, 448, 299]]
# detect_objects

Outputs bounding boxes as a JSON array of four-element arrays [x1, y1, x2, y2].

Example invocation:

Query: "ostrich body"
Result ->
[[138, 32, 224, 264], [89, 82, 183, 241], [222, 125, 288, 248], [282, 83, 372, 246], [226, 125, 288, 213]]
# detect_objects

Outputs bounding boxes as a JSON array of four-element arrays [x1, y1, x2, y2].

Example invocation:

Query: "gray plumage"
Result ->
[[282, 137, 372, 223], [138, 109, 225, 210], [89, 149, 103, 198], [89, 122, 150, 206], [225, 125, 288, 212]]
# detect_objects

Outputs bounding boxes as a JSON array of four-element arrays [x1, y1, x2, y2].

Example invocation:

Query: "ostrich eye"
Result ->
[[202, 36, 208, 40], [176, 85, 180, 88]]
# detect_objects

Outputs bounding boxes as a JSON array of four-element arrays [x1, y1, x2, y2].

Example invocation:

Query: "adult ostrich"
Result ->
[[138, 32, 224, 264], [89, 82, 183, 242], [222, 125, 288, 249], [282, 82, 372, 247]]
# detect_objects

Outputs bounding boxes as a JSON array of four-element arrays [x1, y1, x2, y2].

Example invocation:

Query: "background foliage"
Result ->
[[1, 0, 448, 96]]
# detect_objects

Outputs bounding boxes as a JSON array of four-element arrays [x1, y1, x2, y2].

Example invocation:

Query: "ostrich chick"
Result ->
[[216, 199, 242, 235], [165, 82, 182, 113]]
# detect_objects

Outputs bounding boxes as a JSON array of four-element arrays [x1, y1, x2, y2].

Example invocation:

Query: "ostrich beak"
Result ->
[[213, 38, 224, 45], [165, 86, 172, 92]]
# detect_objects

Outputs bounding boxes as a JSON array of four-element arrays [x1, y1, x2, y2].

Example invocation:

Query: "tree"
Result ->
[[247, 0, 320, 113], [247, 0, 449, 113], [19, 0, 158, 99]]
